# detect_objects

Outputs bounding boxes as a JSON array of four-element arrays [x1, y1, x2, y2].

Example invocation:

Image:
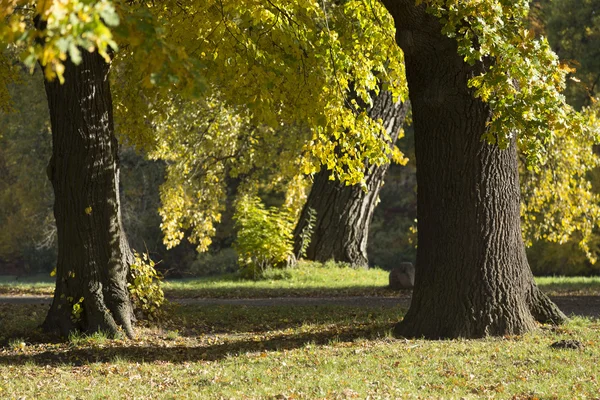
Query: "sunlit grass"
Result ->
[[2, 263, 600, 298], [0, 274, 54, 295], [535, 276, 600, 295], [163, 260, 395, 298], [0, 302, 598, 399]]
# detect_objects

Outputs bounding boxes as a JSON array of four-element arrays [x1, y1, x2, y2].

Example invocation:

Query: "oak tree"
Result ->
[[379, 0, 600, 338], [293, 90, 409, 268]]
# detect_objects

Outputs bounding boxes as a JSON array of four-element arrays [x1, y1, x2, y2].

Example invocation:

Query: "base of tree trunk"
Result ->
[[394, 284, 566, 339], [42, 280, 135, 338]]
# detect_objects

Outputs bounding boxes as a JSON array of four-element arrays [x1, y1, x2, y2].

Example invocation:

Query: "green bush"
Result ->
[[233, 195, 295, 279], [128, 251, 165, 320]]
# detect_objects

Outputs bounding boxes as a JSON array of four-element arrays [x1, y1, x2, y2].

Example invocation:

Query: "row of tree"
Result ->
[[0, 0, 599, 339], [2, 0, 598, 276]]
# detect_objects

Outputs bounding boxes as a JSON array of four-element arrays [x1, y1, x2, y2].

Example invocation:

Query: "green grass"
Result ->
[[2, 262, 600, 298], [0, 274, 54, 296], [0, 302, 599, 399], [535, 276, 600, 296], [163, 261, 396, 298]]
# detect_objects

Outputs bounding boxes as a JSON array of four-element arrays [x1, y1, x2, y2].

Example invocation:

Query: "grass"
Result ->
[[162, 261, 397, 298], [2, 262, 600, 298], [0, 301, 599, 399], [0, 273, 54, 296], [535, 276, 600, 296]]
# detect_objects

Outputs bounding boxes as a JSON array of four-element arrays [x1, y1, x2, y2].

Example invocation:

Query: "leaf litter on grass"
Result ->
[[1, 301, 600, 399]]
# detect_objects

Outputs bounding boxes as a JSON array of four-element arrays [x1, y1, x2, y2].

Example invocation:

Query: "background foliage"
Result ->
[[0, 0, 599, 277]]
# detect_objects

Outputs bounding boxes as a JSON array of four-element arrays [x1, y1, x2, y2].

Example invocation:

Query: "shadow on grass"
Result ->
[[163, 286, 398, 299], [538, 283, 600, 296], [163, 303, 406, 338], [0, 274, 55, 284], [0, 322, 395, 366]]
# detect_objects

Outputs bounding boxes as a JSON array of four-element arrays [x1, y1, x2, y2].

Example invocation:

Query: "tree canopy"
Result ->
[[1, 0, 599, 270]]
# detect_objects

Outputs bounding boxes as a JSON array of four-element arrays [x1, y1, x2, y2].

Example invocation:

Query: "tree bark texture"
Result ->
[[293, 90, 409, 268], [41, 50, 135, 338], [381, 1, 566, 338]]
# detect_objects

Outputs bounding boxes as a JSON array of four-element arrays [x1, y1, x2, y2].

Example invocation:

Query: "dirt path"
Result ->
[[0, 295, 598, 318]]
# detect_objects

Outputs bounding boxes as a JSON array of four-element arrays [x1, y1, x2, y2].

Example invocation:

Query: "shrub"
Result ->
[[233, 195, 295, 279], [128, 251, 165, 320]]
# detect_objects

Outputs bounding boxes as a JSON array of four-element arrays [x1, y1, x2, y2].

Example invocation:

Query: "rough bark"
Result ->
[[293, 90, 409, 268], [381, 1, 566, 338], [41, 50, 135, 338]]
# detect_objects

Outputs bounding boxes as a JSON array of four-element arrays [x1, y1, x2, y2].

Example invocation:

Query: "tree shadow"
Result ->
[[163, 303, 406, 337], [0, 302, 406, 347], [549, 296, 600, 319], [164, 285, 400, 299], [0, 322, 396, 366]]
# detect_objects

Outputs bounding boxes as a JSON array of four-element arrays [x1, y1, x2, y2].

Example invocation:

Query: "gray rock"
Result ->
[[389, 262, 415, 290]]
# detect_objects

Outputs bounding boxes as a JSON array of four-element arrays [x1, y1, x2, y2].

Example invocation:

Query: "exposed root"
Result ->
[[528, 286, 567, 325]]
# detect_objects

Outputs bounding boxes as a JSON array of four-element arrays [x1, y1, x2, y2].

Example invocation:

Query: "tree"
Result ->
[[131, 1, 596, 285], [523, 0, 600, 275], [0, 0, 204, 337], [0, 0, 137, 337], [293, 90, 409, 267], [41, 48, 135, 337], [117, 0, 410, 258], [376, 0, 597, 338]]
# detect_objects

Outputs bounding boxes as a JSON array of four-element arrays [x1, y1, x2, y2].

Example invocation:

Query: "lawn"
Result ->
[[0, 301, 598, 399], [0, 273, 55, 296], [162, 262, 396, 298], [1, 264, 599, 398], [2, 261, 600, 298], [0, 262, 395, 298]]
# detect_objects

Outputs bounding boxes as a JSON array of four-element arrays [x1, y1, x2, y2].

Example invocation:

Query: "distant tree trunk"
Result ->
[[293, 90, 409, 268], [41, 50, 135, 338], [381, 0, 565, 338], [211, 175, 241, 250]]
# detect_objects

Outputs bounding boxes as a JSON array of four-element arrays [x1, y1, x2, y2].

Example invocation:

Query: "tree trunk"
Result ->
[[381, 1, 566, 338], [41, 50, 135, 338], [293, 90, 409, 268]]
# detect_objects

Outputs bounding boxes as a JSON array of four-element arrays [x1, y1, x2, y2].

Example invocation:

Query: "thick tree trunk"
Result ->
[[293, 90, 409, 268], [381, 1, 566, 338], [41, 50, 135, 338]]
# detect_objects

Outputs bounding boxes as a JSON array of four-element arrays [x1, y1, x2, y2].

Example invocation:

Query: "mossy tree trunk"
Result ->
[[41, 50, 135, 338], [381, 0, 566, 338], [293, 90, 409, 268]]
